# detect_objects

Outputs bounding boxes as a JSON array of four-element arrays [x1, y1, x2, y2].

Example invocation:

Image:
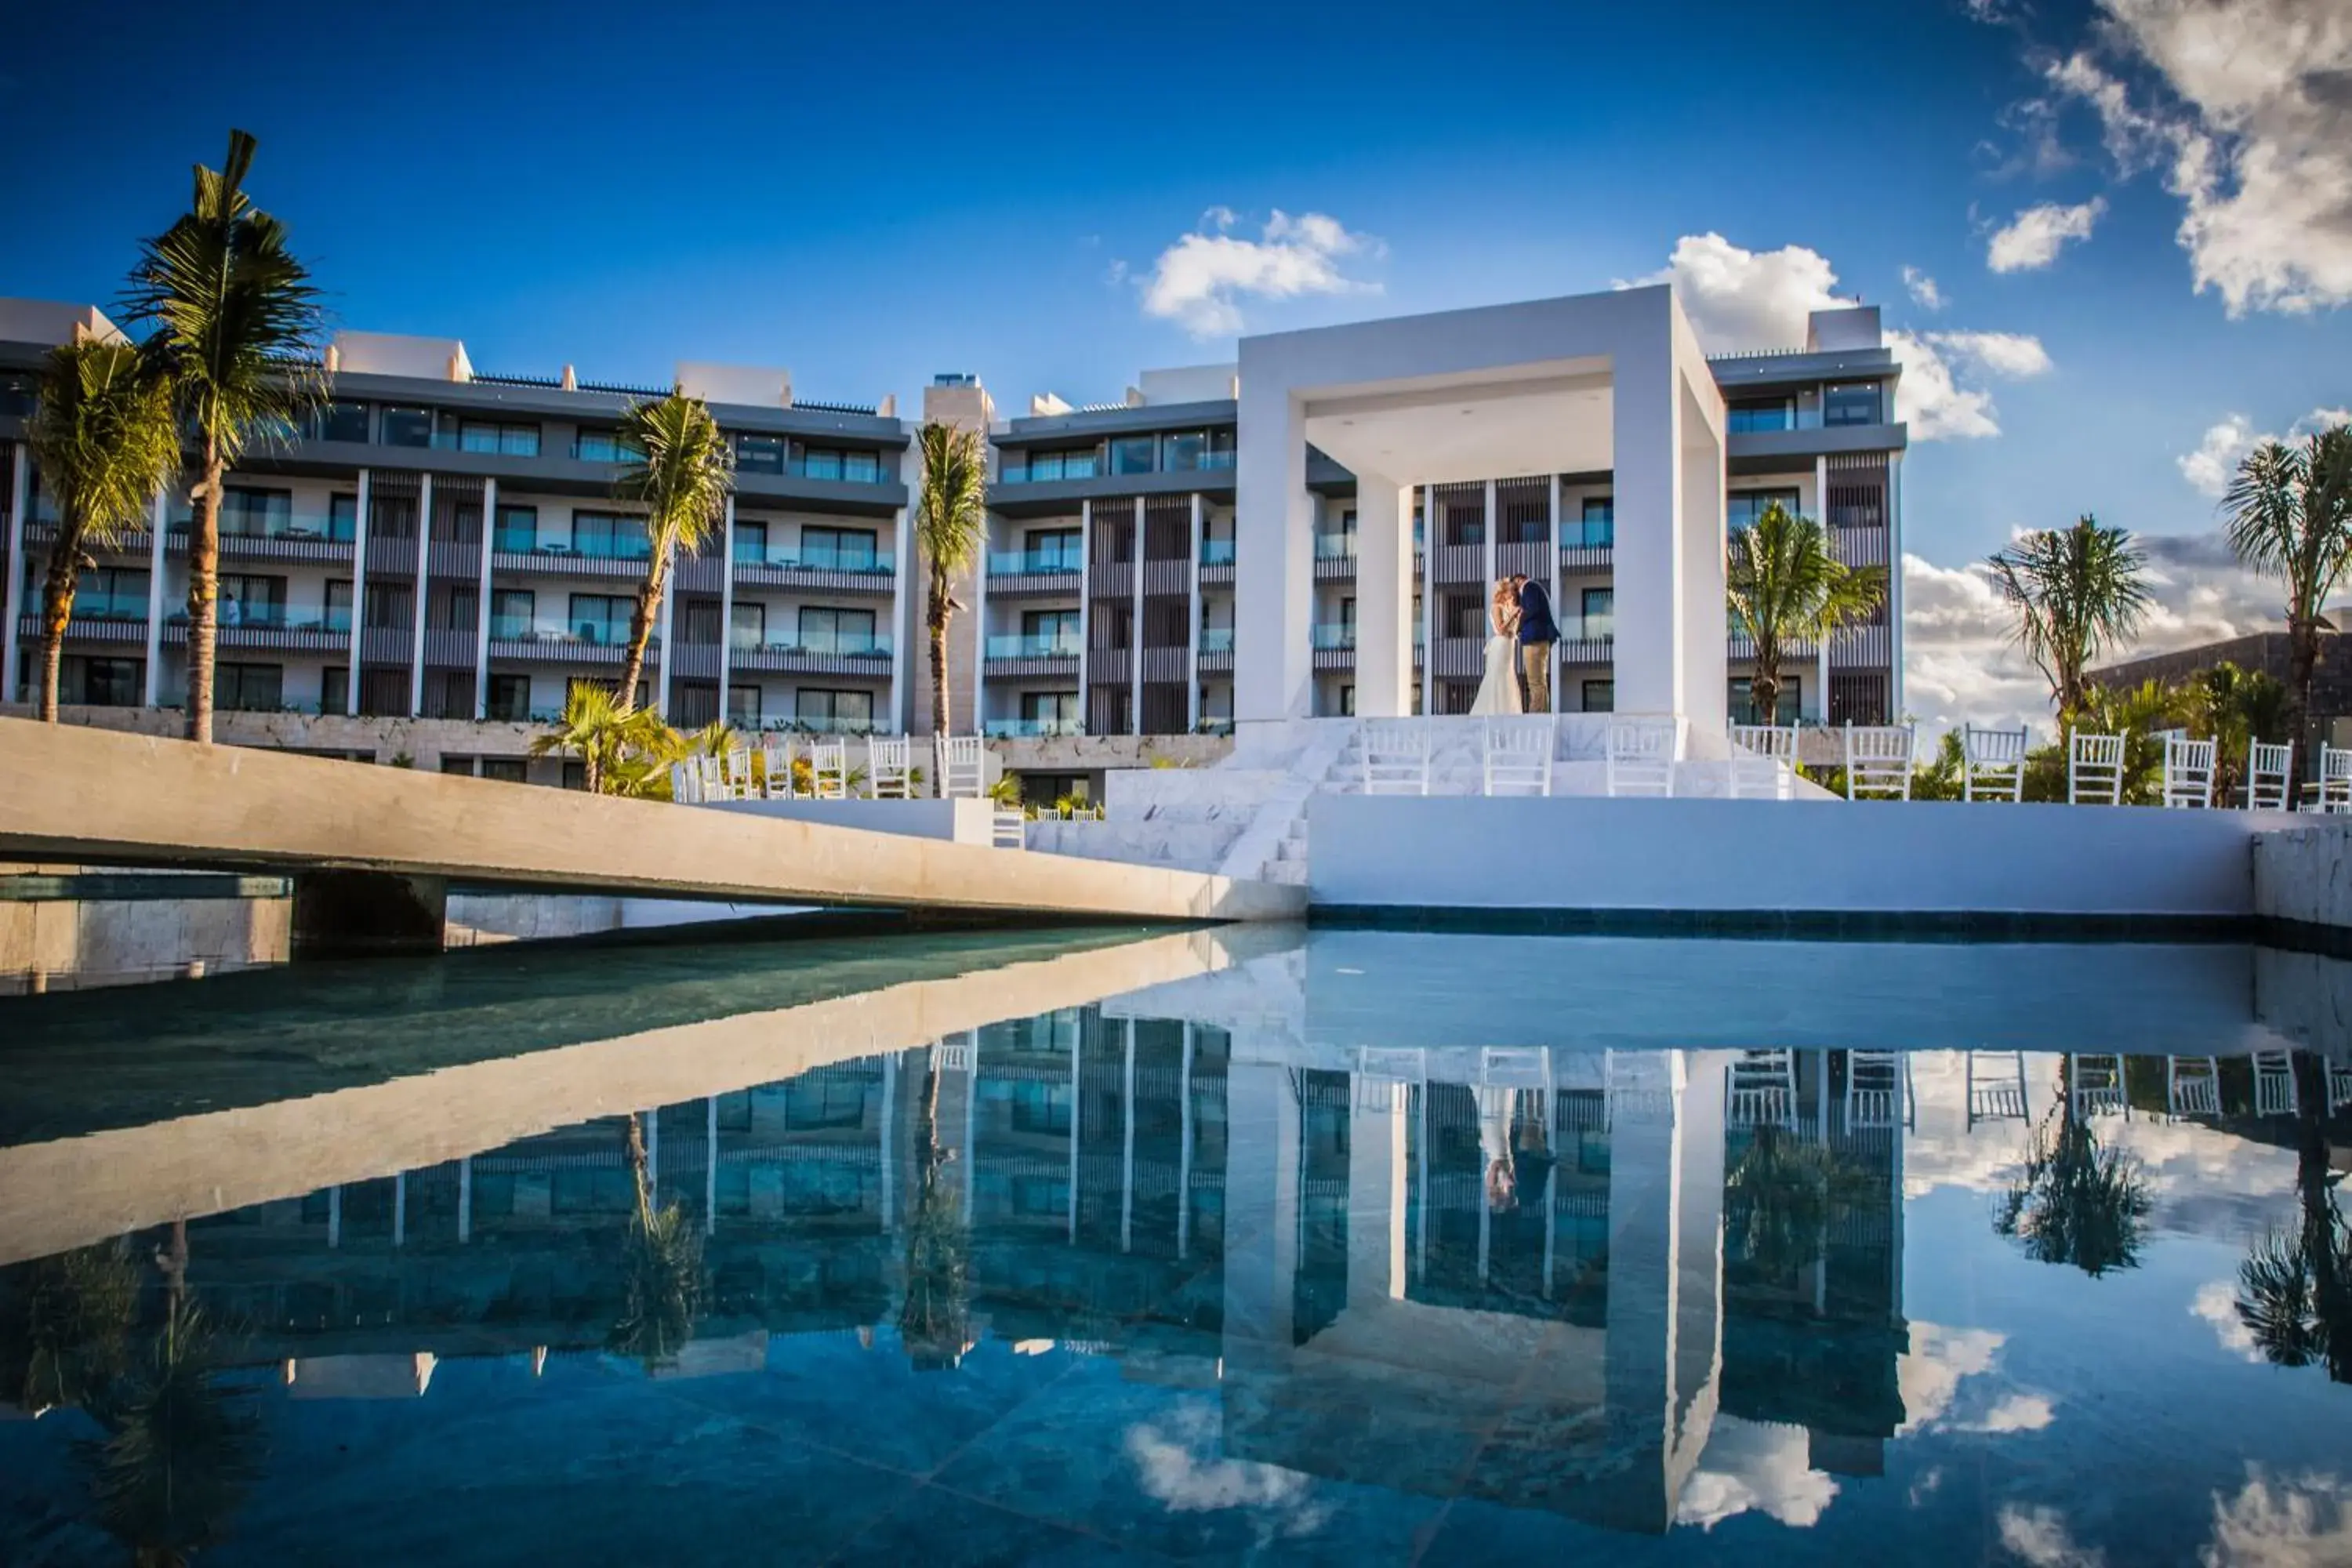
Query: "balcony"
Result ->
[[492, 537, 654, 581], [984, 717, 1085, 739], [160, 608, 354, 655], [733, 541, 898, 597], [985, 633, 1081, 659], [1314, 533, 1356, 581], [16, 612, 147, 647], [1312, 622, 1356, 670], [730, 631, 893, 677], [755, 714, 880, 735], [485, 626, 660, 666], [1199, 536, 1236, 588]]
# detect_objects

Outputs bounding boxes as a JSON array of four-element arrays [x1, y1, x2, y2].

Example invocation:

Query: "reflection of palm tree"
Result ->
[[81, 1288, 262, 1564], [898, 1058, 971, 1370], [608, 1112, 705, 1373], [1725, 1128, 1877, 1280], [2234, 1058, 2350, 1381], [0, 1241, 139, 1414], [1994, 1100, 2151, 1277]]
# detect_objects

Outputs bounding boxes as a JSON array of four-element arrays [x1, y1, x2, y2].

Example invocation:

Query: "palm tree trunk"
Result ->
[[928, 580, 952, 741], [623, 1111, 655, 1232], [1749, 655, 1778, 727], [615, 558, 668, 717], [2288, 616, 2321, 753], [185, 448, 223, 743], [36, 545, 76, 724]]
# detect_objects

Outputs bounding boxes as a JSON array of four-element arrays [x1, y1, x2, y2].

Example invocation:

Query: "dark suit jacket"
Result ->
[[1515, 579, 1560, 644]]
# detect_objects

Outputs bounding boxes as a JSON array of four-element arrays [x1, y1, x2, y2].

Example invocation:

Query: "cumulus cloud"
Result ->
[[2203, 1469, 2352, 1566], [2001, 1503, 2111, 1567], [1903, 266, 1947, 310], [1127, 1402, 1331, 1542], [1138, 208, 1380, 338], [1970, 1392, 2058, 1433], [1896, 1323, 2009, 1432], [1988, 198, 2107, 272], [1675, 1416, 1840, 1531], [2178, 407, 2352, 496], [1628, 234, 2049, 440], [2043, 2, 2352, 315], [2190, 1279, 2263, 1361]]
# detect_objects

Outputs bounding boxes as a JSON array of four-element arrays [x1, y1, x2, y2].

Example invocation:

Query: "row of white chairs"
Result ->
[[1359, 715, 1693, 798], [671, 734, 993, 805], [1813, 723, 2350, 811]]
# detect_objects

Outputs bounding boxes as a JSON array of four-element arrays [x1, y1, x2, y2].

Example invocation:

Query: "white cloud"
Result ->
[[2178, 407, 2352, 496], [2203, 1470, 2352, 1566], [1126, 1402, 1331, 1541], [1676, 1416, 1840, 1531], [2045, 2, 2352, 315], [1970, 1392, 2058, 1433], [2190, 1279, 2263, 1361], [2001, 1503, 2111, 1567], [1887, 332, 2005, 441], [1931, 328, 2056, 379], [1138, 208, 1380, 339], [1987, 198, 2107, 272], [1897, 1323, 2009, 1432], [1904, 265, 1947, 310]]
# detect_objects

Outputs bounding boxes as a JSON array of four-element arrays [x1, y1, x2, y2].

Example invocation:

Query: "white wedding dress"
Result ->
[[1469, 633, 1523, 715]]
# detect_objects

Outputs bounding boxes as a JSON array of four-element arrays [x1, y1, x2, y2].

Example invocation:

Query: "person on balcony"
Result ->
[[1512, 573, 1559, 713], [1470, 576, 1523, 715]]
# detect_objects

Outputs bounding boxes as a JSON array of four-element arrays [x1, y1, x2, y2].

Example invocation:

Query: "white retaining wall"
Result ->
[[1308, 796, 2302, 916], [2253, 818, 2352, 930]]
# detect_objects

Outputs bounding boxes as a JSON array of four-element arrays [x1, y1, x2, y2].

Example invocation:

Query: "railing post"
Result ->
[[2, 443, 27, 703], [347, 469, 371, 717], [144, 488, 168, 706], [474, 476, 496, 719], [1188, 492, 1203, 733], [408, 473, 433, 717]]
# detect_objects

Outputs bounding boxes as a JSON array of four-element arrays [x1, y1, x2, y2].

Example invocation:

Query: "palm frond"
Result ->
[[1994, 1104, 2151, 1277], [914, 423, 988, 587], [1726, 503, 1884, 705], [614, 393, 734, 561], [78, 1298, 262, 1562], [1987, 515, 2151, 714], [27, 339, 180, 555]]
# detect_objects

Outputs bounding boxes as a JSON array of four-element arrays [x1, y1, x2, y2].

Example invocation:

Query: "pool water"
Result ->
[[1, 927, 2347, 1566]]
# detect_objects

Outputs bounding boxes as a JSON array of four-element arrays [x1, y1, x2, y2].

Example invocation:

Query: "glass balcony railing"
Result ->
[[737, 542, 895, 575], [1200, 538, 1237, 567], [488, 615, 536, 641], [985, 717, 1085, 739], [985, 633, 1081, 660], [731, 631, 893, 659], [1198, 626, 1236, 655], [1569, 616, 1615, 644], [988, 549, 1083, 576], [1311, 623, 1357, 651], [771, 714, 880, 735], [1313, 533, 1357, 561]]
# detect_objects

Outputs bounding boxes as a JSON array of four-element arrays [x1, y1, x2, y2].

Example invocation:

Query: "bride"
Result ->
[[1469, 576, 1523, 715]]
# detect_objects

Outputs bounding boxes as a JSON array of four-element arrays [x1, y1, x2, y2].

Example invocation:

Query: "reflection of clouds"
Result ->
[[1897, 1323, 2005, 1432], [1971, 1393, 2056, 1433], [2202, 1469, 2352, 1567], [2190, 1279, 2264, 1363], [1676, 1415, 1839, 1530], [2000, 1503, 2110, 1567], [1126, 1401, 1330, 1541]]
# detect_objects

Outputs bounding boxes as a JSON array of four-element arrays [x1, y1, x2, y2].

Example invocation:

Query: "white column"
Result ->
[[1177, 1023, 1194, 1261], [143, 490, 169, 705], [346, 469, 371, 716], [1186, 492, 1203, 732], [1076, 499, 1093, 732], [876, 1064, 893, 1232], [1120, 1018, 1136, 1254], [706, 1094, 721, 1238], [1233, 384, 1313, 722], [407, 474, 433, 717], [969, 510, 988, 738], [393, 1170, 408, 1248], [1066, 1023, 1083, 1244], [1610, 295, 1725, 728], [1355, 479, 1414, 717], [1888, 451, 1906, 718], [2, 445, 27, 702], [458, 1156, 472, 1243], [655, 545, 676, 717], [474, 476, 496, 719], [1129, 495, 1144, 735], [1348, 1076, 1409, 1303], [1420, 487, 1436, 714], [1813, 456, 1831, 723], [1547, 475, 1563, 713], [717, 496, 737, 725], [327, 1184, 341, 1249], [889, 505, 910, 734], [1482, 477, 1497, 601]]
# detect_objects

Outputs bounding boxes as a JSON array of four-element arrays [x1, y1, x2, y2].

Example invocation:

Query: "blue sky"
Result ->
[[6, 0, 2345, 728]]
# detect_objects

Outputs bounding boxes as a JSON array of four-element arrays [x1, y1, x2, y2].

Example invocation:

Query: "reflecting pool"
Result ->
[[2, 927, 2349, 1565]]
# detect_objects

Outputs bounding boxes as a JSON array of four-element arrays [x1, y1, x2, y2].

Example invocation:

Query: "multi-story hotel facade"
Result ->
[[2, 288, 1906, 781]]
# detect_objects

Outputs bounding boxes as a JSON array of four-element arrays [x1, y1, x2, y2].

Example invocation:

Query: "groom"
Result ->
[[1512, 574, 1558, 712]]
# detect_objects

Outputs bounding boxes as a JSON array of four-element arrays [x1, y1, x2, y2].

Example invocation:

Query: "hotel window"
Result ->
[[568, 593, 633, 645], [570, 511, 651, 561], [1727, 397, 1795, 434], [1023, 447, 1099, 482], [493, 505, 539, 554], [800, 525, 878, 572], [796, 445, 880, 482], [64, 655, 143, 706], [0, 374, 36, 418], [732, 518, 769, 564], [1581, 678, 1614, 713], [1025, 528, 1081, 570], [219, 575, 288, 626], [325, 580, 354, 633], [1824, 381, 1883, 426], [734, 434, 786, 474], [361, 581, 412, 629], [1022, 609, 1080, 652], [840, 448, 880, 483], [1109, 435, 1156, 476], [459, 419, 540, 456], [800, 605, 877, 655], [573, 428, 645, 463], [219, 487, 292, 537], [1729, 677, 1801, 726], [486, 673, 532, 720], [64, 566, 149, 621], [1162, 431, 1207, 471], [1580, 587, 1614, 642], [729, 601, 766, 650], [379, 405, 434, 448], [1577, 496, 1615, 548], [1021, 691, 1080, 726], [216, 662, 284, 712], [489, 590, 534, 641], [727, 683, 762, 728], [307, 401, 369, 443], [427, 586, 477, 632], [1726, 489, 1802, 531], [479, 759, 527, 783], [797, 688, 874, 730], [328, 493, 358, 541]]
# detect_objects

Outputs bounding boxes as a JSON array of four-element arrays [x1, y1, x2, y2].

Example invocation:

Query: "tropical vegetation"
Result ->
[[898, 1051, 971, 1370], [122, 129, 325, 743], [610, 391, 734, 713], [1986, 514, 2151, 720], [2233, 1057, 2350, 1383], [1725, 502, 1885, 725], [24, 338, 180, 721], [2220, 426, 2352, 741], [608, 1111, 705, 1373], [913, 422, 988, 742], [1994, 1087, 2151, 1277]]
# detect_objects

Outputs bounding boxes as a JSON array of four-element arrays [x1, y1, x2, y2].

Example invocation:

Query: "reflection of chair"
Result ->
[[1967, 1049, 2030, 1127], [2329, 1059, 2352, 1114], [1842, 724, 1915, 800], [931, 1032, 975, 1073], [1606, 715, 1682, 798], [1846, 1050, 1904, 1129], [1728, 723, 1796, 800], [867, 735, 913, 799], [1481, 717, 1553, 797], [1729, 1048, 1797, 1129], [1363, 720, 1432, 796], [2070, 1053, 2128, 1119], [1962, 724, 2029, 801], [1355, 1046, 1425, 1112], [2254, 1050, 2299, 1116], [2067, 731, 2126, 804], [2246, 741, 2294, 811], [1481, 1046, 1553, 1093], [2164, 738, 2217, 808], [2166, 1055, 2221, 1117], [809, 739, 848, 800]]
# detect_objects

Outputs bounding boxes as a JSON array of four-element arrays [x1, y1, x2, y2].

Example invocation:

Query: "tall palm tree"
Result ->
[[1725, 502, 1885, 724], [122, 129, 325, 744], [24, 339, 180, 720], [2222, 427, 2352, 742], [2234, 1055, 2350, 1383], [898, 1054, 971, 1370], [1986, 515, 2152, 719], [2187, 661, 2291, 806], [1994, 1094, 2151, 1278], [610, 392, 732, 716], [81, 1295, 263, 1566], [913, 422, 987, 740]]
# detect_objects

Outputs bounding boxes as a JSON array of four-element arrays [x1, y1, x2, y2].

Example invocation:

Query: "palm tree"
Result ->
[[898, 1054, 971, 1370], [81, 1295, 263, 1565], [1993, 1094, 2151, 1277], [0, 1241, 140, 1416], [2223, 427, 2352, 745], [2234, 1056, 2350, 1382], [610, 392, 733, 715], [1725, 502, 1885, 724], [2187, 661, 2291, 806], [1723, 1127, 1878, 1282], [24, 339, 180, 720], [1986, 515, 2152, 720], [122, 129, 325, 744], [528, 678, 680, 797], [608, 1111, 705, 1374], [913, 422, 987, 741]]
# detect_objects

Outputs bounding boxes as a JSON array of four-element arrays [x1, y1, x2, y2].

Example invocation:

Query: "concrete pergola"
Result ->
[[1235, 285, 1728, 731]]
